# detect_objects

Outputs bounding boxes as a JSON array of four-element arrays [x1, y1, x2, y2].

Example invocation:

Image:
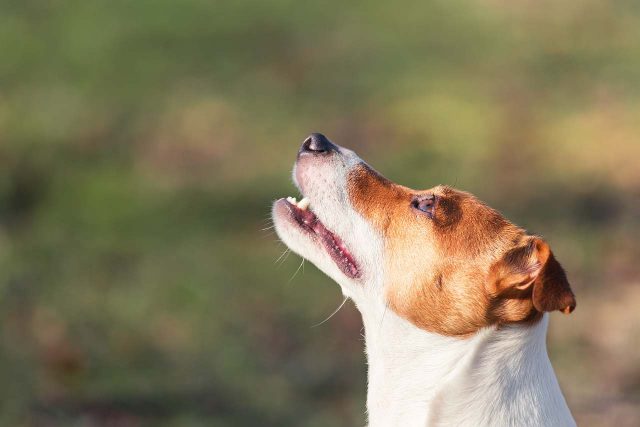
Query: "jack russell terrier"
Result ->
[[272, 133, 577, 427]]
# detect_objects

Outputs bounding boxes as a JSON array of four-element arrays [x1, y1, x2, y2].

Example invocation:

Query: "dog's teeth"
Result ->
[[297, 197, 310, 210], [286, 196, 297, 204]]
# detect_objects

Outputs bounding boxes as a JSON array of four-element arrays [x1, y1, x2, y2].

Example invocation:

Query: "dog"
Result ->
[[272, 133, 577, 427]]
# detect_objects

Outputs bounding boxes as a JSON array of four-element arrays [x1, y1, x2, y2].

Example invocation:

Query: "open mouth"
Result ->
[[282, 196, 360, 279]]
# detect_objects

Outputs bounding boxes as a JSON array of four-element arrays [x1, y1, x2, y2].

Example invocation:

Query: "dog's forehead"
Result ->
[[347, 164, 519, 255], [433, 189, 520, 255]]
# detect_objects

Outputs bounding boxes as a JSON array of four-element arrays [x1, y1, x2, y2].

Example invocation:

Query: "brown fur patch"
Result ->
[[347, 163, 575, 337]]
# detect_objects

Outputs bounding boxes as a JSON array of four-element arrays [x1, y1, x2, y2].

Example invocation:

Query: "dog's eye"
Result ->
[[413, 195, 436, 218]]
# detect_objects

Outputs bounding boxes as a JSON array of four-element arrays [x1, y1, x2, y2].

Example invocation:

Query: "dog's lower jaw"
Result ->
[[359, 306, 576, 427]]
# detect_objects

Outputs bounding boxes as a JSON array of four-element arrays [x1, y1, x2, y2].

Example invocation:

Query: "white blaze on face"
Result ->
[[272, 145, 384, 301]]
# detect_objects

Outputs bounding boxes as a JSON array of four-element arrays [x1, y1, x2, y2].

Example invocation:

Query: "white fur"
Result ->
[[360, 302, 575, 426], [272, 145, 575, 427]]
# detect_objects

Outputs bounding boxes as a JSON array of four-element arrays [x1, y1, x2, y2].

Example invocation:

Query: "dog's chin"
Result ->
[[272, 198, 361, 284]]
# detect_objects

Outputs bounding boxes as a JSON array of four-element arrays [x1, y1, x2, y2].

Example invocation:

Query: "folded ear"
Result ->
[[530, 239, 576, 314], [491, 237, 576, 315]]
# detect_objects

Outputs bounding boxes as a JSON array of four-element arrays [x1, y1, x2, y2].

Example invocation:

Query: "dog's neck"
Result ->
[[354, 298, 575, 427]]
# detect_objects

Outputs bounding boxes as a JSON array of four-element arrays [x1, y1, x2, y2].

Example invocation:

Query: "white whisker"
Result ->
[[274, 248, 290, 264], [277, 249, 292, 265], [288, 258, 305, 283], [311, 297, 349, 328]]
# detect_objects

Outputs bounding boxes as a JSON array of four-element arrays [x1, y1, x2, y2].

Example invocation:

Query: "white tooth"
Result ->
[[286, 196, 297, 204], [297, 197, 310, 210]]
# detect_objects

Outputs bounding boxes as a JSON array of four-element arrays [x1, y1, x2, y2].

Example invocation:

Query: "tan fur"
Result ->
[[347, 164, 575, 337]]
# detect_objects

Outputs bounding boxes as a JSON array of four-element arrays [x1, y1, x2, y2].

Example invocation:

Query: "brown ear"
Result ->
[[530, 239, 576, 314], [492, 237, 576, 315]]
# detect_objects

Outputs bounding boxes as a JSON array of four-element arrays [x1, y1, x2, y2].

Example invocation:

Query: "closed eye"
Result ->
[[412, 194, 436, 218]]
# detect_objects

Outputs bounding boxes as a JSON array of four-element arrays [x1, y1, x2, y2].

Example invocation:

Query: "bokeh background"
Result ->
[[1, 0, 639, 426]]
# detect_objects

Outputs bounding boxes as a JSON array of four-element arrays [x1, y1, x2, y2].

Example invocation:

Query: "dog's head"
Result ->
[[272, 134, 575, 336]]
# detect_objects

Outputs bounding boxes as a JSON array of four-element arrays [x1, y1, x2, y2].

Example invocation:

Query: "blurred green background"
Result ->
[[1, 0, 639, 426]]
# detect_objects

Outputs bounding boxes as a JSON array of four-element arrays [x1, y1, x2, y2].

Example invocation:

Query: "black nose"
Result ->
[[300, 133, 336, 154]]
